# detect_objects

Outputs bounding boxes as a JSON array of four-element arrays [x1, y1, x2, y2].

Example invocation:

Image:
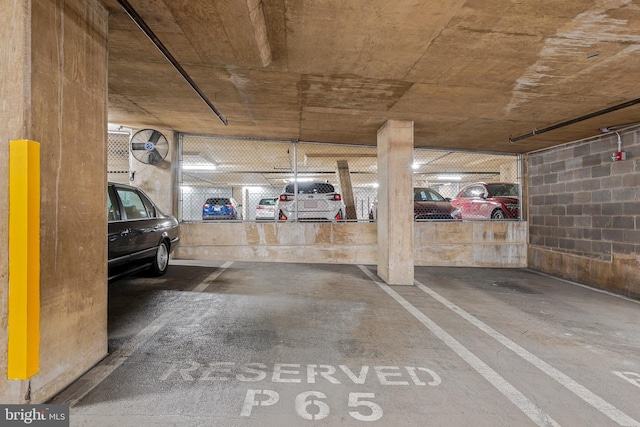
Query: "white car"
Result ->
[[255, 197, 277, 220], [275, 181, 345, 222]]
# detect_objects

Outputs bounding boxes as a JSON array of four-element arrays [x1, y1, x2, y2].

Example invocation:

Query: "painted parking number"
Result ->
[[296, 391, 330, 420], [348, 392, 384, 421], [242, 389, 383, 421]]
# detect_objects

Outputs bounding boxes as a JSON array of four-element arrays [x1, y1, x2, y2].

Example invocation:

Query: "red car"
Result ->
[[451, 182, 520, 220]]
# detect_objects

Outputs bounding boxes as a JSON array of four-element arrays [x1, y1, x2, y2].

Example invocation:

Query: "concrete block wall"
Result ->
[[528, 128, 640, 298]]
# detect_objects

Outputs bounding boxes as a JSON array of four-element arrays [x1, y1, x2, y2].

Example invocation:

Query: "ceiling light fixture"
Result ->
[[435, 175, 462, 181], [283, 177, 313, 183], [183, 165, 217, 171]]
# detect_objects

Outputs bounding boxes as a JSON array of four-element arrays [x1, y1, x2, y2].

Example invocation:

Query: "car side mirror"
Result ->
[[445, 197, 451, 202]]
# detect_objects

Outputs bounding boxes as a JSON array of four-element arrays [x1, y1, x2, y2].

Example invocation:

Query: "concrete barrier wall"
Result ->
[[174, 221, 528, 267], [529, 241, 640, 299], [174, 222, 378, 264], [415, 221, 527, 267]]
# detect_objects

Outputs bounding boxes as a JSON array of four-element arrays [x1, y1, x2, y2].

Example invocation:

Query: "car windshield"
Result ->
[[206, 198, 231, 205], [486, 184, 519, 197], [414, 188, 446, 202], [259, 198, 276, 205], [284, 182, 335, 194]]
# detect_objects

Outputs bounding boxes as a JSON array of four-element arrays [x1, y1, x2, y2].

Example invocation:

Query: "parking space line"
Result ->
[[357, 265, 559, 427], [414, 279, 640, 427], [55, 310, 175, 407], [192, 261, 233, 292], [56, 263, 232, 407]]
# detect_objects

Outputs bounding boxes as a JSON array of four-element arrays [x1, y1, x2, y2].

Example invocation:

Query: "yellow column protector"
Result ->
[[7, 139, 40, 380]]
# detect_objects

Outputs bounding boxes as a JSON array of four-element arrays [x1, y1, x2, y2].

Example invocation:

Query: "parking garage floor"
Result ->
[[52, 261, 640, 426]]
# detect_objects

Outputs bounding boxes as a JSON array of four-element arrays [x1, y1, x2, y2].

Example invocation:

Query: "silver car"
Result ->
[[255, 197, 277, 220], [275, 181, 345, 222]]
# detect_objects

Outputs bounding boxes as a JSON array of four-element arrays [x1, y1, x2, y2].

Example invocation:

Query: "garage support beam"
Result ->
[[246, 0, 272, 67], [0, 0, 109, 403], [376, 120, 414, 285], [337, 160, 357, 220]]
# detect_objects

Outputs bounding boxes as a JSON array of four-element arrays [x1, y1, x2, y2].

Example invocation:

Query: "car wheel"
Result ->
[[150, 240, 169, 276], [491, 209, 506, 220]]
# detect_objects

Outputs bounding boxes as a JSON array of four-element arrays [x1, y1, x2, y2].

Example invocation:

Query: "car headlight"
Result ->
[[505, 204, 519, 210]]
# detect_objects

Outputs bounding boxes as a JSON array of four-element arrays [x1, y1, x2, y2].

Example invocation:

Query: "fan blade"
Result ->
[[148, 130, 163, 144], [148, 149, 164, 164], [131, 142, 147, 150]]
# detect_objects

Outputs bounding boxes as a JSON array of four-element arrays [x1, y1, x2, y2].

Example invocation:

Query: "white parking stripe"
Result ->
[[414, 279, 640, 427], [357, 266, 559, 427], [57, 262, 232, 407], [57, 310, 175, 406], [192, 261, 233, 292]]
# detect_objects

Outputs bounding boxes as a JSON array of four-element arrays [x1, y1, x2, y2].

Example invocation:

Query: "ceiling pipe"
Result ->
[[599, 121, 640, 154], [509, 97, 640, 143], [117, 0, 228, 126]]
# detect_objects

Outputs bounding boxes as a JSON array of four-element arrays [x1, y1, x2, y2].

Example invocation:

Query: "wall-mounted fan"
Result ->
[[130, 129, 169, 164]]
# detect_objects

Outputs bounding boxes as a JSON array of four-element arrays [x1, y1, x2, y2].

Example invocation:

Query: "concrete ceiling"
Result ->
[[101, 0, 640, 153]]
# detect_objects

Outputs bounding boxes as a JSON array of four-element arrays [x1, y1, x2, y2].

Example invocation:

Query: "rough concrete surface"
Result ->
[[101, 0, 640, 153], [0, 0, 109, 404], [173, 221, 528, 268], [53, 261, 640, 426]]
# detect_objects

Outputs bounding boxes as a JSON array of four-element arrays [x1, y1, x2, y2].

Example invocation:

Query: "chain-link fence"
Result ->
[[107, 131, 131, 184], [412, 149, 521, 221], [178, 134, 521, 222]]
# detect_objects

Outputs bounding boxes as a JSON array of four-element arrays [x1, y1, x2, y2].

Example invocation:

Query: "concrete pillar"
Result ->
[[337, 160, 357, 220], [0, 0, 108, 403], [377, 120, 414, 285], [1, 0, 31, 402]]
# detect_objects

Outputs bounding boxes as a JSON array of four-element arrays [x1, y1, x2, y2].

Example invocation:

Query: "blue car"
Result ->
[[202, 197, 241, 220]]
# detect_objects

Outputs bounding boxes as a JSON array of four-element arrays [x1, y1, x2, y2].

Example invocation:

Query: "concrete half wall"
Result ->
[[174, 221, 528, 268], [415, 221, 527, 267]]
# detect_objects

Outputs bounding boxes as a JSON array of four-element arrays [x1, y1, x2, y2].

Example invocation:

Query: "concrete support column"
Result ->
[[1, 0, 31, 402], [0, 0, 108, 403], [337, 160, 357, 220], [376, 120, 414, 285]]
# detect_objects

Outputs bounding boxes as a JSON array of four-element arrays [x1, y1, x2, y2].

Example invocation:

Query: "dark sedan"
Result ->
[[368, 187, 461, 221], [108, 182, 180, 280], [413, 187, 461, 220]]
